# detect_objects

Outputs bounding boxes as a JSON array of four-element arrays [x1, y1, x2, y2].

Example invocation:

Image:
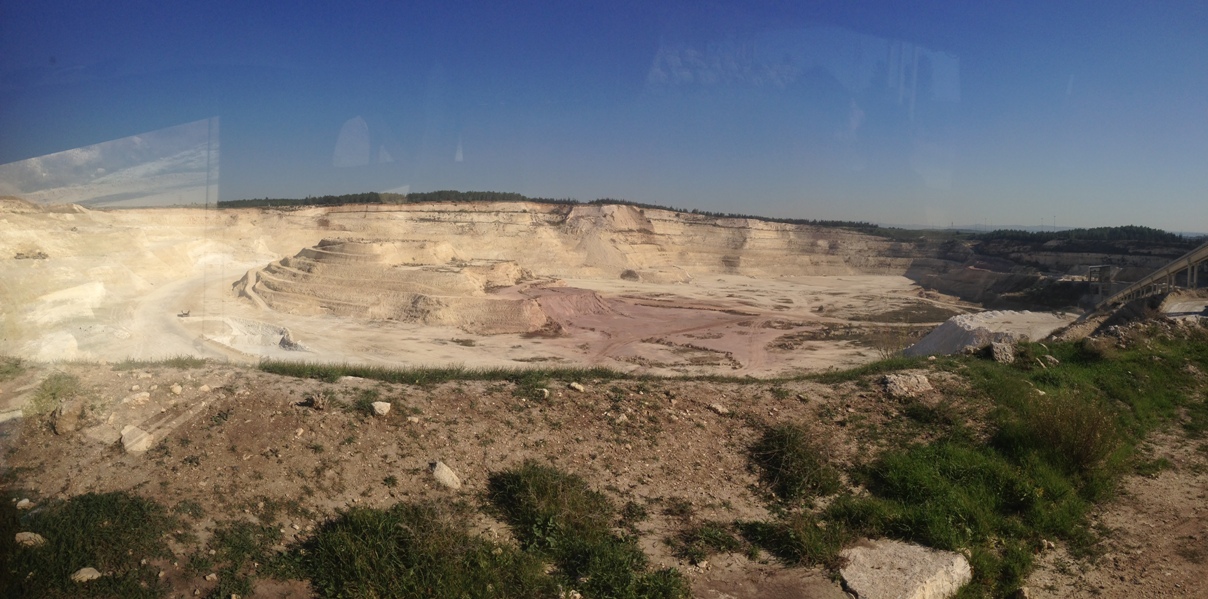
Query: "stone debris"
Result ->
[[71, 567, 103, 583], [840, 539, 971, 599], [15, 498, 33, 510], [430, 460, 462, 490], [15, 532, 46, 547], [204, 573, 218, 581], [709, 403, 731, 416], [120, 425, 155, 453], [568, 382, 586, 392], [883, 373, 933, 399], [137, 372, 153, 379], [371, 401, 391, 416], [1042, 355, 1060, 366], [407, 416, 421, 424], [991, 341, 1015, 364], [51, 402, 83, 435], [171, 384, 183, 395], [122, 391, 151, 405], [539, 388, 550, 399], [198, 385, 211, 393]]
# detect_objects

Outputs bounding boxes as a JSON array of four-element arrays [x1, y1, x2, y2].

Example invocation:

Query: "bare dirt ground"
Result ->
[[1026, 428, 1208, 598], [3, 361, 888, 597]]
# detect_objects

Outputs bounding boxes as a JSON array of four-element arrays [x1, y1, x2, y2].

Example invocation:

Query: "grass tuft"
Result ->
[[112, 355, 208, 370], [750, 423, 841, 502]]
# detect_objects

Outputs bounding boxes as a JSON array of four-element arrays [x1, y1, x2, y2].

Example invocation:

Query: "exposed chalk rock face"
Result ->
[[840, 539, 972, 599], [904, 311, 1075, 357], [236, 239, 549, 335]]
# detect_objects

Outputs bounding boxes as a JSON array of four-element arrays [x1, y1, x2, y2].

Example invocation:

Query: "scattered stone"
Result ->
[[71, 567, 103, 583], [539, 388, 550, 399], [171, 384, 183, 395], [198, 385, 211, 393], [883, 373, 933, 399], [371, 401, 391, 416], [1042, 354, 1060, 366], [15, 532, 46, 547], [990, 341, 1015, 364], [150, 384, 158, 391], [614, 414, 629, 424], [131, 384, 141, 391], [51, 402, 83, 435], [204, 573, 218, 582], [709, 403, 730, 416], [569, 382, 586, 392], [15, 498, 33, 510], [407, 416, 420, 424], [137, 372, 153, 379], [430, 461, 462, 490], [122, 391, 151, 405], [120, 425, 155, 453], [295, 428, 305, 437], [840, 538, 971, 599]]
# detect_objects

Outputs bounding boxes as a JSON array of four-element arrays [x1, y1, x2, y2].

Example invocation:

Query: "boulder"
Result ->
[[15, 532, 46, 547], [51, 402, 83, 435], [371, 401, 391, 416], [990, 341, 1015, 364], [840, 539, 971, 599], [71, 567, 103, 583], [120, 425, 155, 453], [430, 461, 462, 490], [883, 373, 933, 399]]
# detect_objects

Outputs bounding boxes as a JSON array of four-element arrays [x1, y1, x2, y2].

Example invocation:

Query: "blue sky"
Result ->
[[1, 1, 1206, 231]]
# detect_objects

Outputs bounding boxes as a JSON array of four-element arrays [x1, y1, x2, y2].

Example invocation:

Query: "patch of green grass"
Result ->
[[0, 492, 174, 598], [281, 502, 556, 599], [487, 461, 689, 599], [1134, 456, 1172, 478], [808, 356, 927, 384], [740, 512, 847, 568], [201, 520, 281, 599], [669, 521, 742, 564], [0, 356, 24, 382], [26, 372, 81, 416], [750, 423, 841, 502], [259, 360, 632, 386], [112, 355, 207, 370], [173, 499, 205, 519]]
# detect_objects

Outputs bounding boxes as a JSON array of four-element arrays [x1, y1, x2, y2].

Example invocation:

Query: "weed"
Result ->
[[750, 423, 841, 502], [203, 520, 281, 599], [174, 499, 205, 519]]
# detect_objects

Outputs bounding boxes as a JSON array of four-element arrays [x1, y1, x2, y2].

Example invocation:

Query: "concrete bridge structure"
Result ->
[[1098, 240, 1208, 308]]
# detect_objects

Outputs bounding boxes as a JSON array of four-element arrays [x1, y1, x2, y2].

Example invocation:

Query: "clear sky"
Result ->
[[1, 1, 1206, 231]]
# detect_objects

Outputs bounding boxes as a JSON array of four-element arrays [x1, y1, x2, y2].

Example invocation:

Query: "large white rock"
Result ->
[[904, 311, 1073, 357], [120, 425, 155, 453], [15, 531, 46, 547], [883, 373, 933, 400], [430, 461, 462, 490], [840, 539, 971, 599], [71, 567, 103, 582], [371, 401, 391, 416]]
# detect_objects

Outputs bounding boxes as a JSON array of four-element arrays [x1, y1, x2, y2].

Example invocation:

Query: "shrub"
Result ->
[[750, 423, 841, 501], [995, 395, 1122, 477], [740, 512, 846, 568]]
